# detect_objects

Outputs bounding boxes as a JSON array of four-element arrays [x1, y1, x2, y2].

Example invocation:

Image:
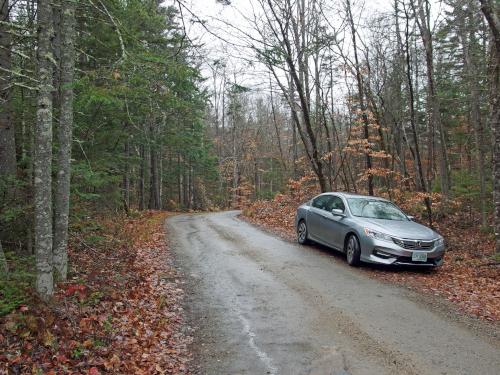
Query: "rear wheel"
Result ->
[[346, 235, 361, 266], [297, 220, 309, 245]]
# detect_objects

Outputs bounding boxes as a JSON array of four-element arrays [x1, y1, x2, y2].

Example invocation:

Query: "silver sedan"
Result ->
[[295, 192, 445, 267]]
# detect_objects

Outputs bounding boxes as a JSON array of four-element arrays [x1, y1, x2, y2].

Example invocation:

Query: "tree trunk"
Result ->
[[479, 0, 500, 253], [149, 145, 160, 209], [123, 139, 130, 211], [412, 0, 450, 196], [232, 120, 239, 206], [148, 116, 161, 210], [183, 165, 189, 208], [346, 0, 374, 195], [459, 3, 487, 226], [158, 142, 163, 208], [265, 0, 328, 192], [52, 0, 61, 122], [53, 0, 76, 281], [177, 153, 182, 207], [404, 7, 433, 226], [289, 78, 298, 179], [0, 0, 16, 176], [219, 77, 226, 205], [269, 76, 287, 172], [139, 144, 146, 210], [34, 0, 55, 300], [0, 241, 7, 275]]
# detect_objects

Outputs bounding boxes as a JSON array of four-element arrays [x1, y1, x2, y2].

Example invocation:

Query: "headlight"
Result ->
[[435, 237, 445, 246], [364, 228, 392, 242]]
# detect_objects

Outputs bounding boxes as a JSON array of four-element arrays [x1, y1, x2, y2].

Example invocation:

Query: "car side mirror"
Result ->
[[407, 215, 415, 221], [331, 208, 345, 217]]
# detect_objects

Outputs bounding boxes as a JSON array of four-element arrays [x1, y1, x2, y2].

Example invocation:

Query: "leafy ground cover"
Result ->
[[242, 181, 500, 322], [0, 211, 191, 374]]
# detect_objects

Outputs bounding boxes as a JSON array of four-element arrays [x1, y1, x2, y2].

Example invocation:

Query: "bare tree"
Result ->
[[411, 0, 451, 197], [403, 3, 433, 225], [346, 0, 374, 195], [259, 0, 329, 192]]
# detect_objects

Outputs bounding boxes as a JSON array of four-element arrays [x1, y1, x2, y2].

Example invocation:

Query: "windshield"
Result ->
[[347, 198, 408, 221]]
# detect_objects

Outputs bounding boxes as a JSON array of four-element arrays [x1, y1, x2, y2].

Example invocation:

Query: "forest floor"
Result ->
[[242, 195, 500, 322], [0, 211, 192, 374]]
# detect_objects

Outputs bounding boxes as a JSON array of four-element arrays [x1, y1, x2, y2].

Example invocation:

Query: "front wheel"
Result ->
[[346, 235, 361, 267], [297, 220, 309, 245]]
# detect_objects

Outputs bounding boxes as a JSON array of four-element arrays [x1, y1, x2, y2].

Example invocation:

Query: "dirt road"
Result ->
[[166, 211, 500, 375]]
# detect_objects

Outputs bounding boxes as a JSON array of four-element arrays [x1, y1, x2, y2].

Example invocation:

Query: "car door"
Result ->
[[307, 195, 331, 242], [319, 195, 347, 250]]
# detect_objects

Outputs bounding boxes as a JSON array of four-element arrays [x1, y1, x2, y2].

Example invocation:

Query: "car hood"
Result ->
[[361, 218, 438, 240]]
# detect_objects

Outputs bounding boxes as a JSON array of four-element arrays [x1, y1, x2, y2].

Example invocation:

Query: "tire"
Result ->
[[297, 220, 310, 245], [346, 234, 361, 267]]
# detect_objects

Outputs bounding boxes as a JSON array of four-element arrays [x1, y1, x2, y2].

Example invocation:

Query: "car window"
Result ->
[[331, 196, 345, 212], [312, 195, 331, 210], [347, 198, 408, 221], [312, 195, 343, 212]]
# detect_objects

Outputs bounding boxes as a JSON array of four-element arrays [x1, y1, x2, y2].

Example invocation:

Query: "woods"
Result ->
[[0, 0, 498, 322], [0, 0, 218, 302], [203, 0, 500, 238], [0, 0, 499, 372]]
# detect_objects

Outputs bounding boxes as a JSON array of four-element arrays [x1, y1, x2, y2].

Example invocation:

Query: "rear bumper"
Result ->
[[360, 238, 445, 266]]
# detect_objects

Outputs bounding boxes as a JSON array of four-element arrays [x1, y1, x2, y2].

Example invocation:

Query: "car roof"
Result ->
[[317, 192, 389, 201]]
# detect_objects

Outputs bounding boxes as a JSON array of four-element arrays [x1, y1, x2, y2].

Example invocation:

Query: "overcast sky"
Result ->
[[166, 0, 444, 97]]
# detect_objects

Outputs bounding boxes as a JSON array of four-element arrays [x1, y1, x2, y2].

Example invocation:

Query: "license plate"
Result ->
[[412, 252, 428, 262]]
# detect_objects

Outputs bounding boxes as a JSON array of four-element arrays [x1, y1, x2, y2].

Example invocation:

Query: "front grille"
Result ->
[[392, 238, 434, 250]]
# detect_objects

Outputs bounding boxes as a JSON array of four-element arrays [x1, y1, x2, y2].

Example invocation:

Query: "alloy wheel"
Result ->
[[346, 235, 361, 266], [298, 222, 307, 243], [347, 238, 355, 262]]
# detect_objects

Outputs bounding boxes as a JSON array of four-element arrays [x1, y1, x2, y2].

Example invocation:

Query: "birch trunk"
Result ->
[[53, 0, 76, 281], [35, 0, 55, 300]]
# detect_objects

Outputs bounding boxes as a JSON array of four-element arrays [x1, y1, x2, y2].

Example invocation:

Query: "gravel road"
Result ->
[[166, 211, 500, 375]]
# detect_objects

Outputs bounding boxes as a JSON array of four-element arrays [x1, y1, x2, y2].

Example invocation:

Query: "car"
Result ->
[[295, 192, 445, 267]]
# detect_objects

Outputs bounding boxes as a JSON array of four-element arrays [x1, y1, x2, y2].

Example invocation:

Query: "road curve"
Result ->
[[166, 211, 500, 375]]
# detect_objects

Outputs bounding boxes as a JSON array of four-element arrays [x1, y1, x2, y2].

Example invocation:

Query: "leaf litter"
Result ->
[[0, 211, 192, 374]]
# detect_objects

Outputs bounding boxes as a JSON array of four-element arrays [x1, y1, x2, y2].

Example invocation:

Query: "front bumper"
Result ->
[[360, 237, 445, 266]]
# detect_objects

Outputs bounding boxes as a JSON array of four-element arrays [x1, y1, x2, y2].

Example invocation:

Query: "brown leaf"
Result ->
[[43, 330, 56, 348], [83, 339, 93, 348]]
